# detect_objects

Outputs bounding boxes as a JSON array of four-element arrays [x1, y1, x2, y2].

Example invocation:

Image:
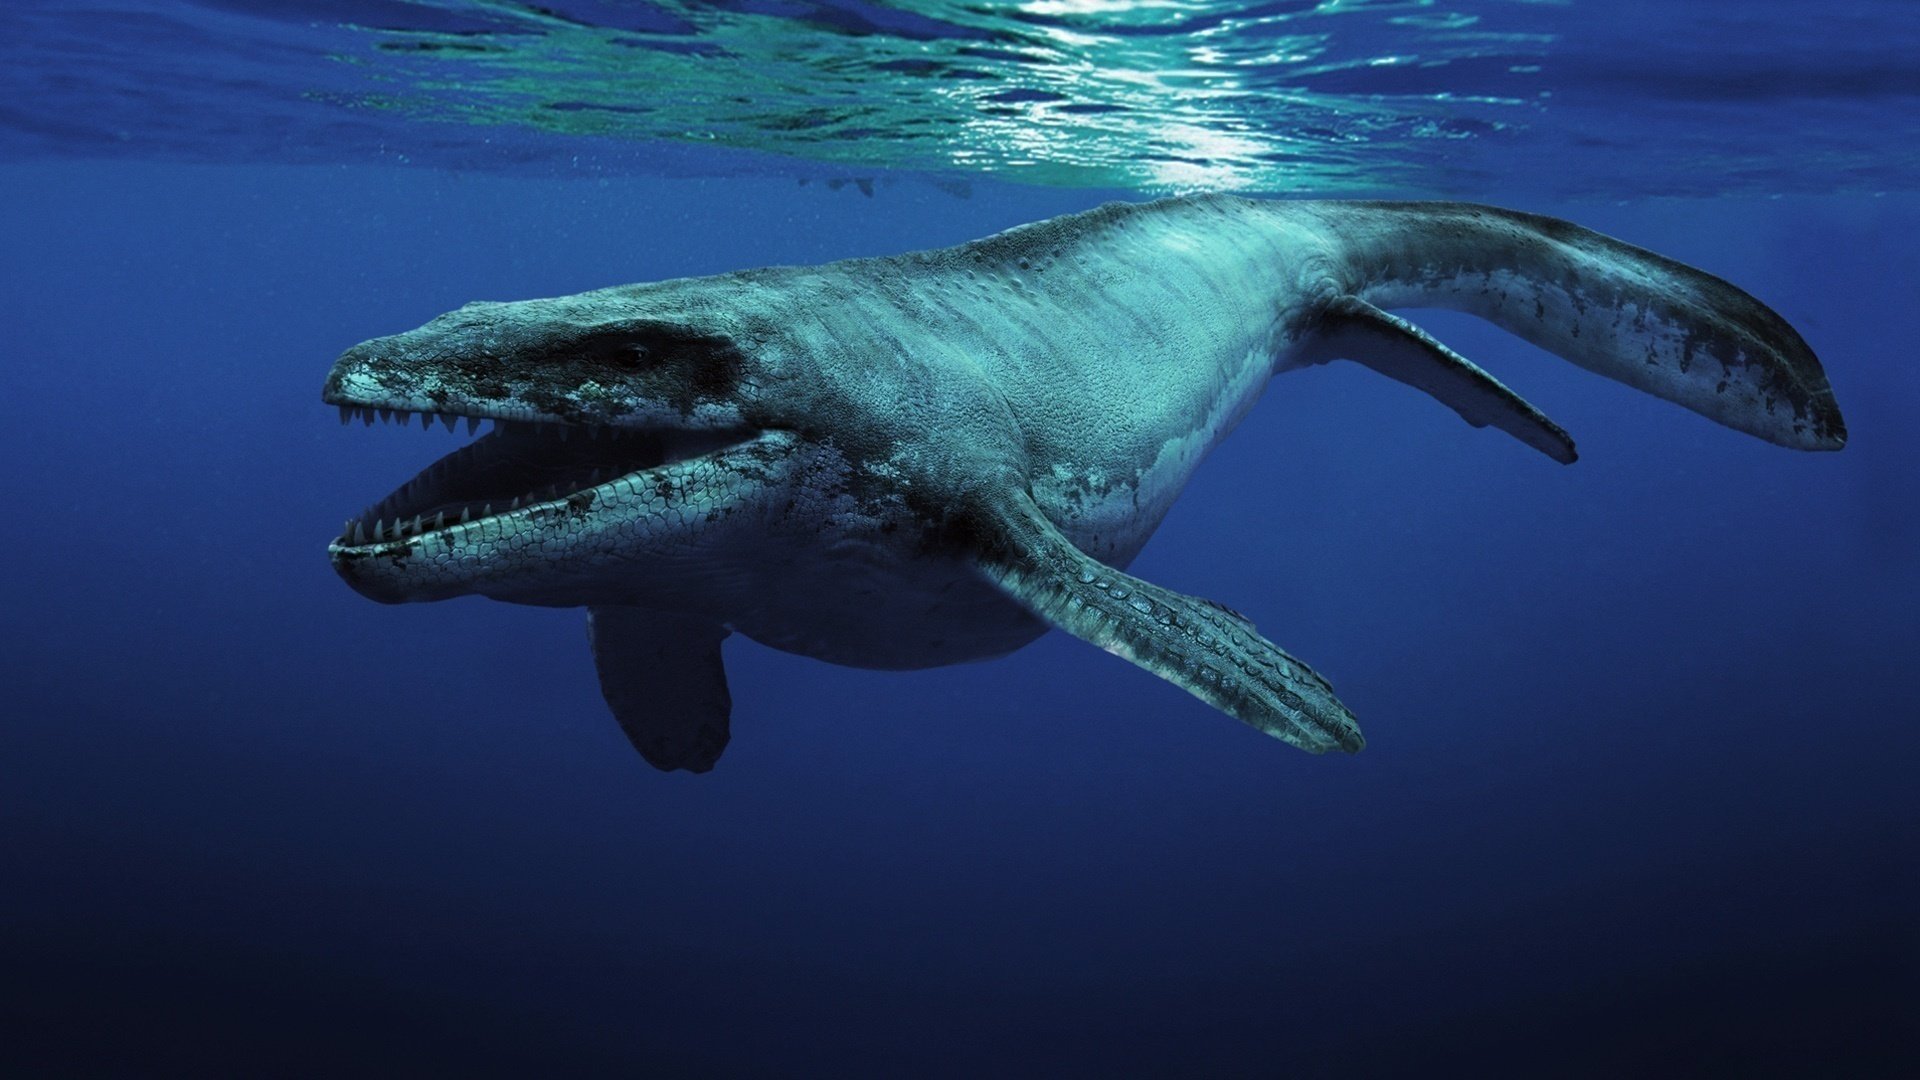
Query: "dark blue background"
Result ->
[[3, 162, 1915, 1075]]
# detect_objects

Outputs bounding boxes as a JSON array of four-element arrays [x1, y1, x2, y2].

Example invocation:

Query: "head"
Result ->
[[323, 282, 809, 608]]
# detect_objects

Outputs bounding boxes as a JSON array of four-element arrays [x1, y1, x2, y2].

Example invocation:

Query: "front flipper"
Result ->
[[971, 491, 1364, 755], [1306, 295, 1578, 464], [586, 606, 732, 773]]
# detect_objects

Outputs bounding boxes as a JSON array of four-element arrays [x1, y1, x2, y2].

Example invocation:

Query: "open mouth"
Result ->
[[332, 405, 754, 549]]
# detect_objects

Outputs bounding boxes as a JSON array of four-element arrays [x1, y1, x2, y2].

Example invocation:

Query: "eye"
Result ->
[[579, 335, 657, 370]]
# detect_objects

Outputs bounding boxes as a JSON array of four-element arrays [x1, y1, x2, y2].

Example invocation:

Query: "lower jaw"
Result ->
[[328, 430, 796, 607], [336, 420, 762, 548], [328, 469, 644, 605]]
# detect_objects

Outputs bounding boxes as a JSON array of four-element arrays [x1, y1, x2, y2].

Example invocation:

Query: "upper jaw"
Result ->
[[321, 347, 752, 433], [319, 288, 769, 435]]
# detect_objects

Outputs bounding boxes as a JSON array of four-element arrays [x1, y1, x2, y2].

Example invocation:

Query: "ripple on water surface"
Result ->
[[1, 1, 1913, 197]]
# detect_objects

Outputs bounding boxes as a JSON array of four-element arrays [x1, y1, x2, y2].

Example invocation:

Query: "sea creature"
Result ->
[[323, 196, 1845, 772]]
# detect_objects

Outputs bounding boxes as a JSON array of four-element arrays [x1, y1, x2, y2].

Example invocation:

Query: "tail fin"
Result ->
[[1309, 201, 1846, 451]]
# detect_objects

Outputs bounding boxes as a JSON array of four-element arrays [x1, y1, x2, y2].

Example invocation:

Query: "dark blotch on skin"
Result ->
[[562, 490, 598, 519], [519, 324, 749, 419], [906, 490, 1012, 564]]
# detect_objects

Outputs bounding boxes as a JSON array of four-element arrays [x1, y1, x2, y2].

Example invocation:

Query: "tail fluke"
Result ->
[[1309, 201, 1846, 452]]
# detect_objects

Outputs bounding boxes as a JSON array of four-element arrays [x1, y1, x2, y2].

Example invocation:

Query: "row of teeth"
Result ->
[[339, 405, 482, 434], [340, 470, 626, 546], [338, 404, 635, 441]]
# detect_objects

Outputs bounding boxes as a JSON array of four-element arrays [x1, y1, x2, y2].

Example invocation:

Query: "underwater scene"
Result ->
[[3, 1, 1916, 1075]]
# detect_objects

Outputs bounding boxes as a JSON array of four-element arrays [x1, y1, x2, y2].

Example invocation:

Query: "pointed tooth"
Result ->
[[411, 514, 422, 534], [466, 416, 480, 436], [433, 512, 445, 530], [483, 504, 493, 517], [441, 413, 456, 432], [360, 408, 375, 427], [460, 507, 471, 524], [509, 497, 520, 510], [353, 521, 365, 544], [338, 404, 352, 425], [419, 412, 433, 430]]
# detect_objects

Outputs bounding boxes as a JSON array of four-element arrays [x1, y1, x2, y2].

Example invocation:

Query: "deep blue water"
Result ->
[[6, 2, 1920, 1077]]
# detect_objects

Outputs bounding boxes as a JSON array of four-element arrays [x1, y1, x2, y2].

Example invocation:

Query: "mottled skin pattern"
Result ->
[[324, 196, 1845, 772]]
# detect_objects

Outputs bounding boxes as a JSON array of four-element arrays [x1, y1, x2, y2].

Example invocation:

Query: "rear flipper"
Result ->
[[1302, 295, 1578, 464], [1305, 201, 1846, 451], [587, 606, 731, 773], [972, 489, 1363, 755]]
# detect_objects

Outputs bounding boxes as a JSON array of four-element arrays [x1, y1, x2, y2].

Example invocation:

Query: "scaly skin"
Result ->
[[323, 195, 1845, 771]]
